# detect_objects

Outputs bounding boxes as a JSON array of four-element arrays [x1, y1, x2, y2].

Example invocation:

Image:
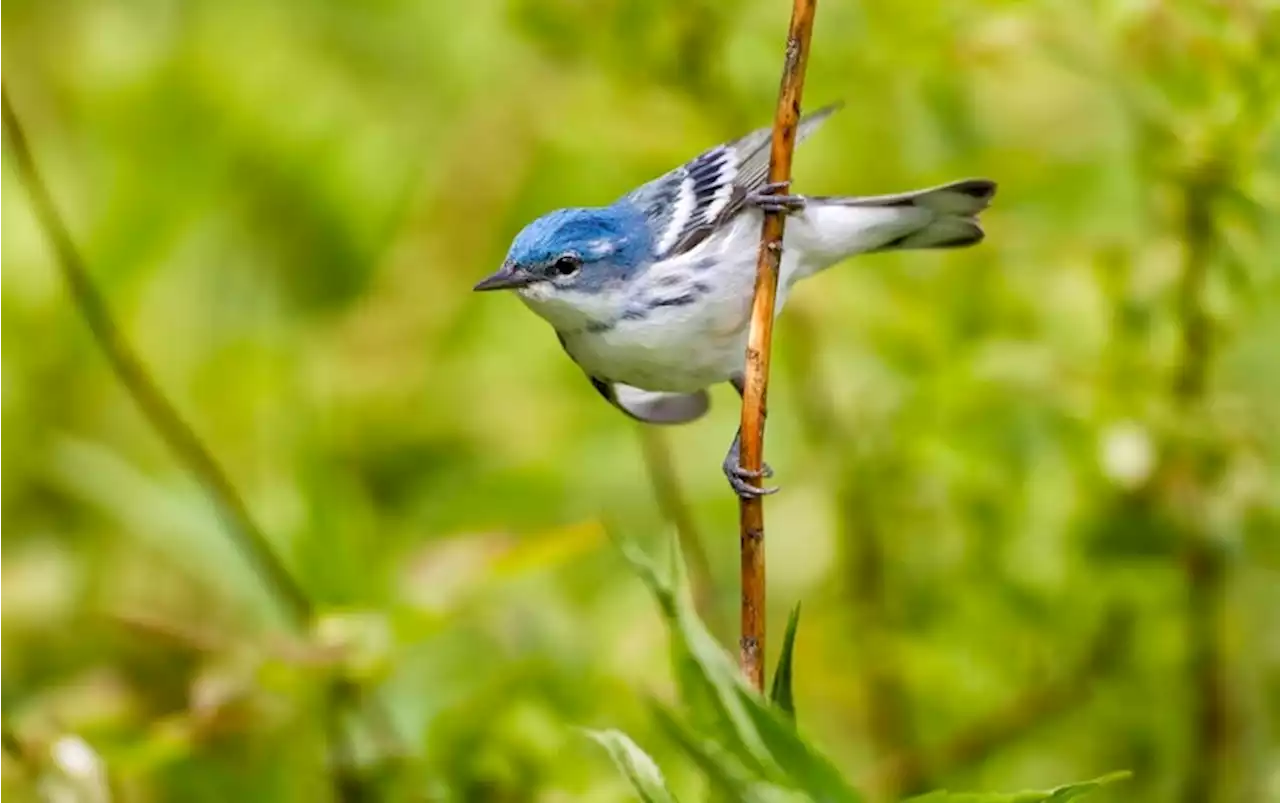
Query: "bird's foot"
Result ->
[[726, 464, 779, 499], [722, 443, 779, 500], [746, 181, 806, 214]]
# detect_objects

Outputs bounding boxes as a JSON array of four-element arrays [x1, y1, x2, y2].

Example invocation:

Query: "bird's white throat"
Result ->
[[515, 281, 628, 334]]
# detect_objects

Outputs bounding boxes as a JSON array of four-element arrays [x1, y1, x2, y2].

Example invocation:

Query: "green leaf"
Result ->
[[616, 535, 774, 775], [903, 772, 1131, 803], [649, 701, 813, 803], [585, 729, 680, 803], [769, 603, 802, 720], [733, 683, 866, 803], [618, 535, 865, 802], [648, 700, 760, 799]]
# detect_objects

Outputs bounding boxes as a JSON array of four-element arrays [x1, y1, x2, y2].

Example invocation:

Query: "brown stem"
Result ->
[[639, 428, 722, 634], [737, 0, 820, 692]]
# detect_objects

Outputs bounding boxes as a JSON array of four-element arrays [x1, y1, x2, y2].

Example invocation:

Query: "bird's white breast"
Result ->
[[554, 212, 816, 393]]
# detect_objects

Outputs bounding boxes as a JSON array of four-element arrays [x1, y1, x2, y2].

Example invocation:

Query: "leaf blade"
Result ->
[[734, 683, 865, 803], [586, 729, 680, 803], [769, 603, 802, 720], [902, 772, 1132, 803]]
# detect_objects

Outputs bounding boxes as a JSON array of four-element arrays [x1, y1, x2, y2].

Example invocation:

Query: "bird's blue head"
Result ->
[[473, 204, 654, 296]]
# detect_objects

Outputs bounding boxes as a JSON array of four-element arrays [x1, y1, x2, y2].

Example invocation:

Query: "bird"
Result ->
[[473, 103, 996, 498]]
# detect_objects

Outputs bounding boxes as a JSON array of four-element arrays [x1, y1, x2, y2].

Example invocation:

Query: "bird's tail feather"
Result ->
[[875, 214, 985, 250], [825, 178, 996, 215], [839, 178, 994, 251], [793, 179, 996, 265]]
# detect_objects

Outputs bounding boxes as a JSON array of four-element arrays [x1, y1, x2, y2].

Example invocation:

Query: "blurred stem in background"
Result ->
[[639, 428, 723, 635], [871, 607, 1133, 796], [1172, 151, 1232, 803], [783, 309, 925, 799], [1, 86, 397, 801], [786, 311, 1136, 800], [0, 86, 313, 630]]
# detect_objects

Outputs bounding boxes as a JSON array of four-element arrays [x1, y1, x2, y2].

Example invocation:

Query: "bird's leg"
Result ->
[[723, 375, 779, 499], [745, 180, 806, 214]]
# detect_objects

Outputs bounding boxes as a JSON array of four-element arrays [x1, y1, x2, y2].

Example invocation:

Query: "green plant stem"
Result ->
[[1173, 161, 1231, 803], [639, 428, 722, 634], [1, 722, 24, 762], [2, 87, 313, 625], [2, 85, 398, 802]]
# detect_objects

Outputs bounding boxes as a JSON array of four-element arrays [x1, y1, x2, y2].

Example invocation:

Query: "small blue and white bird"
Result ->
[[474, 104, 996, 498]]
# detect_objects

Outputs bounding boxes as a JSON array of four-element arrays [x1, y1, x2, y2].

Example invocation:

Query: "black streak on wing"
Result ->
[[624, 103, 844, 261]]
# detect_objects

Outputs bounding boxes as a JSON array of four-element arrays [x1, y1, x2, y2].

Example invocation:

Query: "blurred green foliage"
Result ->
[[3, 0, 1278, 801]]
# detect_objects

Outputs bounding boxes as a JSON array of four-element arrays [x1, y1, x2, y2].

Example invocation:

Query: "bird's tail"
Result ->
[[789, 179, 997, 269]]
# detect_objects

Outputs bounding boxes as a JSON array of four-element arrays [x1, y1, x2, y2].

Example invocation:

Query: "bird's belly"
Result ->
[[563, 297, 753, 393], [556, 230, 813, 393]]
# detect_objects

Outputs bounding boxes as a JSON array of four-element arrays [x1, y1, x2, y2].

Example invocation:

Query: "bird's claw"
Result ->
[[723, 461, 779, 500], [723, 423, 780, 499], [746, 181, 806, 214]]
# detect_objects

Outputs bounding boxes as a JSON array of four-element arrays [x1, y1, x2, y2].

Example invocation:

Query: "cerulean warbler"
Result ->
[[474, 104, 997, 498]]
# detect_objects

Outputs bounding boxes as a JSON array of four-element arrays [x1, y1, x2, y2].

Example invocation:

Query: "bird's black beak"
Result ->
[[473, 264, 537, 292]]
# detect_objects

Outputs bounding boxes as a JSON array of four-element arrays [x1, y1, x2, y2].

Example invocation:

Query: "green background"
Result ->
[[3, 0, 1277, 801]]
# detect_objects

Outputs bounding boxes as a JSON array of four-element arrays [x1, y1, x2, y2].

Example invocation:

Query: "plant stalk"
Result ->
[[1174, 162, 1230, 803], [640, 428, 721, 634], [738, 0, 819, 691], [2, 87, 314, 624], [2, 85, 400, 800]]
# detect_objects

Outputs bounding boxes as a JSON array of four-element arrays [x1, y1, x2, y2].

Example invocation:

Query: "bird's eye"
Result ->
[[551, 255, 581, 277]]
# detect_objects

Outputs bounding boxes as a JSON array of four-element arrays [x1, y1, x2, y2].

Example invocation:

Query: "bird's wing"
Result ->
[[591, 377, 710, 425], [624, 103, 843, 260]]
